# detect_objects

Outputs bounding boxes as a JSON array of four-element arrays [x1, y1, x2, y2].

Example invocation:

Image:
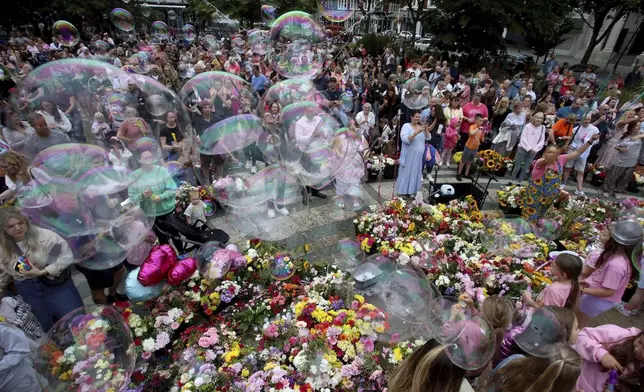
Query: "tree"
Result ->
[[575, 0, 642, 64], [424, 0, 520, 63], [520, 0, 575, 61], [401, 0, 428, 44], [357, 0, 376, 34]]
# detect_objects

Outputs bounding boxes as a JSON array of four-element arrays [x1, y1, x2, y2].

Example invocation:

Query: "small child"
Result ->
[[544, 103, 557, 131], [456, 113, 484, 181], [91, 112, 112, 147], [522, 252, 583, 309], [423, 144, 440, 180], [184, 190, 207, 227], [441, 117, 460, 167], [333, 130, 368, 210]]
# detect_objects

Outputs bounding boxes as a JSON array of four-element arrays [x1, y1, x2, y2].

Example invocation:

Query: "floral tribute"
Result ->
[[477, 149, 505, 172], [365, 153, 396, 172]]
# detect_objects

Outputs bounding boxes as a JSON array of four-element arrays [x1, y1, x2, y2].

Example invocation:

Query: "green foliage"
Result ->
[[520, 0, 576, 58]]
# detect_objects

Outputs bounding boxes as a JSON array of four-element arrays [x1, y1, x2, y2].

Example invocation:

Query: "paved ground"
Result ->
[[72, 164, 644, 329]]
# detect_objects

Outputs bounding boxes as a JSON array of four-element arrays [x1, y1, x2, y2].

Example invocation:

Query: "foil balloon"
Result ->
[[137, 244, 177, 286], [167, 257, 198, 286], [125, 268, 165, 301]]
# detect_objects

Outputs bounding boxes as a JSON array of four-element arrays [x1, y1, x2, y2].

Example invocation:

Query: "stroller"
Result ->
[[426, 164, 497, 210], [153, 212, 230, 254]]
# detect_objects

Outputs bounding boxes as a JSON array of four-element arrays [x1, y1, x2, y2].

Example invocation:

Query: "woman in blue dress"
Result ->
[[395, 110, 427, 197]]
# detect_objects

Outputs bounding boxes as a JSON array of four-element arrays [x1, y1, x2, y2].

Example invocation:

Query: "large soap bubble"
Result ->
[[269, 11, 325, 42], [632, 242, 643, 274], [481, 216, 534, 253], [111, 8, 135, 32], [514, 307, 568, 357], [261, 5, 277, 25], [52, 21, 80, 47], [318, 0, 354, 22], [333, 238, 364, 271], [402, 78, 431, 110], [444, 316, 496, 370], [182, 24, 196, 41], [36, 305, 135, 392], [257, 79, 324, 118], [152, 21, 170, 41]]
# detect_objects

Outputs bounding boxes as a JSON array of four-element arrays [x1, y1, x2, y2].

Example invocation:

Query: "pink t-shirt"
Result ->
[[537, 281, 573, 307], [460, 102, 488, 133], [530, 154, 568, 181], [583, 253, 632, 303]]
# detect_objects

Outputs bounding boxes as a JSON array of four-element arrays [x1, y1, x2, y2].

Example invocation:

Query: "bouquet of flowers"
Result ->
[[36, 306, 135, 392], [497, 184, 526, 210], [175, 182, 198, 213], [477, 149, 504, 172], [365, 153, 395, 172], [211, 176, 249, 201]]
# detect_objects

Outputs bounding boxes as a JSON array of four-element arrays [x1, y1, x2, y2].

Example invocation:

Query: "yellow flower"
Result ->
[[304, 244, 311, 252], [354, 294, 365, 304], [241, 368, 250, 377], [393, 347, 403, 362]]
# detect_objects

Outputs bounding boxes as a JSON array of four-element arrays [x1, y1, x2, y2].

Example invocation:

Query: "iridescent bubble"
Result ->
[[381, 267, 440, 325], [269, 252, 296, 280], [93, 40, 111, 54], [36, 306, 135, 391], [257, 79, 324, 117], [444, 316, 496, 370], [346, 57, 362, 78], [133, 137, 164, 163], [168, 10, 177, 20], [333, 238, 364, 271], [331, 128, 367, 209], [270, 41, 324, 79], [127, 52, 152, 74], [269, 11, 325, 43], [261, 5, 277, 25], [182, 24, 196, 41], [534, 218, 561, 241], [108, 93, 130, 121], [204, 200, 216, 216], [318, 0, 354, 23], [110, 8, 136, 32], [52, 21, 80, 47], [196, 241, 226, 274], [152, 21, 170, 40], [340, 93, 353, 112], [248, 29, 270, 55], [199, 114, 264, 156], [178, 71, 256, 116], [141, 5, 152, 18], [31, 143, 108, 180], [514, 307, 568, 357], [203, 35, 220, 51], [402, 77, 431, 109], [481, 216, 535, 253], [76, 165, 133, 196], [145, 94, 169, 117]]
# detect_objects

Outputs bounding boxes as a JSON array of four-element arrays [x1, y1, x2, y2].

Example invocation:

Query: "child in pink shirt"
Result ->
[[522, 251, 582, 309], [578, 221, 643, 328], [573, 325, 643, 392]]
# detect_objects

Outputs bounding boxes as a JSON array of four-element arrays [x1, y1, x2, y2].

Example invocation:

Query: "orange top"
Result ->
[[465, 124, 483, 150], [552, 119, 574, 138]]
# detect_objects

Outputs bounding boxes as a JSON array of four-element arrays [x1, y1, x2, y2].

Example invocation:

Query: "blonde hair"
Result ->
[[93, 112, 105, 122], [0, 208, 39, 259], [189, 190, 200, 199], [389, 340, 465, 392], [489, 344, 581, 392], [0, 151, 31, 183]]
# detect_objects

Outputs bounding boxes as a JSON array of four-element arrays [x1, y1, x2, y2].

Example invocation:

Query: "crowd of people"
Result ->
[[0, 18, 641, 392]]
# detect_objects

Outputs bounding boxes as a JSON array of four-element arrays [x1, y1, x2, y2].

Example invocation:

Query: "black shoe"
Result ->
[[456, 174, 462, 181], [311, 189, 327, 199], [464, 174, 473, 180], [107, 293, 129, 304]]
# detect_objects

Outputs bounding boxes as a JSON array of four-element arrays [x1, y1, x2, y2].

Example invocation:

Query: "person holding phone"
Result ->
[[0, 208, 83, 332]]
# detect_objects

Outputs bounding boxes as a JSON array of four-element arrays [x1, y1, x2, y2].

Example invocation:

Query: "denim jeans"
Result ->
[[14, 277, 84, 332], [511, 148, 537, 181]]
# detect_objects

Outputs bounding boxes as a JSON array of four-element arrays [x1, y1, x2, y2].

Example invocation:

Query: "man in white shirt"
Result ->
[[578, 67, 597, 90], [406, 63, 421, 78], [562, 114, 599, 196], [355, 103, 376, 140]]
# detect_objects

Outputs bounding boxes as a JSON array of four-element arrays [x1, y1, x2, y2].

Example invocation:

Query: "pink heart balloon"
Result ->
[[137, 245, 176, 286], [167, 257, 197, 286]]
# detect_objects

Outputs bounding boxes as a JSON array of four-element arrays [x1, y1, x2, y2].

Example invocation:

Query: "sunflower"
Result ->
[[533, 178, 543, 186], [485, 160, 496, 169], [538, 196, 550, 204], [525, 207, 537, 215], [527, 196, 535, 204]]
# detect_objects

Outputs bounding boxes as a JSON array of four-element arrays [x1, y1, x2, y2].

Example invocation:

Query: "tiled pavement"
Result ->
[[72, 165, 644, 329]]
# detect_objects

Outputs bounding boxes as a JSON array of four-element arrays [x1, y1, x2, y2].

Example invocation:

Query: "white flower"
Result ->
[[142, 338, 155, 352], [167, 308, 183, 320], [247, 249, 258, 259]]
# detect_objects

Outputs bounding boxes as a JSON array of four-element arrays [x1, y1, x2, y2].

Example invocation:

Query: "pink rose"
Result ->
[[198, 337, 212, 348], [142, 352, 152, 360], [170, 322, 180, 330]]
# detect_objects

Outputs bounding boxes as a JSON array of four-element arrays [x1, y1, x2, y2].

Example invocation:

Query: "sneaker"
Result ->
[[337, 202, 345, 209], [464, 174, 473, 180], [268, 208, 276, 218], [352, 202, 362, 210], [614, 302, 640, 317], [439, 161, 444, 167], [602, 192, 611, 198], [245, 161, 252, 169], [445, 162, 450, 168], [456, 174, 462, 181], [250, 165, 257, 174], [560, 184, 565, 190], [574, 190, 585, 197], [276, 207, 289, 216]]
